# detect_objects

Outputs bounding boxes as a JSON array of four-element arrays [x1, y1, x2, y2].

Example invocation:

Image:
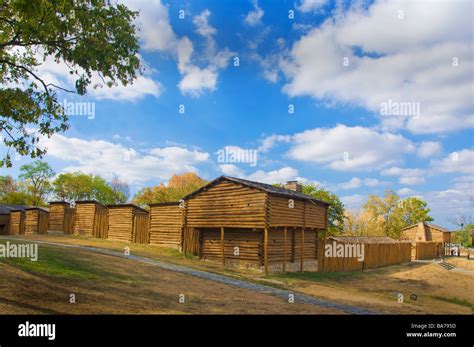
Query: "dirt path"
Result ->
[[0, 236, 379, 315]]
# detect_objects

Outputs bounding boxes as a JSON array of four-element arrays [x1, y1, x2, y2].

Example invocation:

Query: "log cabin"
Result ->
[[24, 207, 49, 235], [73, 201, 108, 238], [401, 221, 451, 257], [107, 204, 149, 244], [148, 202, 184, 249], [0, 205, 28, 235], [181, 176, 329, 273], [48, 201, 75, 234]]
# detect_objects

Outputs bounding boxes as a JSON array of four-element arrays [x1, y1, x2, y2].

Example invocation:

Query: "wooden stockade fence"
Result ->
[[24, 207, 49, 235], [414, 241, 443, 260], [149, 202, 184, 249], [9, 210, 25, 235], [107, 204, 149, 244], [8, 175, 439, 274], [318, 238, 412, 272], [74, 201, 108, 238]]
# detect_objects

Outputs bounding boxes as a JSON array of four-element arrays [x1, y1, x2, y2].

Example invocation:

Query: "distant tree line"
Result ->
[[1, 161, 449, 240], [0, 160, 129, 206]]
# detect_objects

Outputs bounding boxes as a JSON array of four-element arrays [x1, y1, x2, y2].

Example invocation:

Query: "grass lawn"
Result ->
[[1, 234, 473, 314], [0, 239, 340, 314]]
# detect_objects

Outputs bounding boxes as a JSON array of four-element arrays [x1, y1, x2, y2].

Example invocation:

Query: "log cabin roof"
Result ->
[[329, 236, 400, 244], [49, 201, 71, 205], [107, 203, 149, 213], [0, 204, 30, 215], [25, 206, 49, 213], [401, 221, 449, 233], [148, 201, 181, 207], [183, 176, 330, 205]]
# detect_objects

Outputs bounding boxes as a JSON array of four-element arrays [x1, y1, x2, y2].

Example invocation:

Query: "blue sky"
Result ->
[[1, 0, 473, 228]]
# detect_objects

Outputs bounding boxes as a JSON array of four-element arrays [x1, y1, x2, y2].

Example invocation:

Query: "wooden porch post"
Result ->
[[264, 227, 269, 275], [221, 227, 225, 266], [300, 227, 305, 272], [283, 226, 287, 273]]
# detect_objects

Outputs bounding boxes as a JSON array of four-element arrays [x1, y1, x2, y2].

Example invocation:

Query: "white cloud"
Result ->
[[178, 66, 218, 97], [424, 188, 473, 227], [297, 0, 328, 13], [338, 177, 388, 190], [218, 164, 302, 185], [125, 1, 233, 97], [397, 187, 417, 196], [39, 134, 209, 184], [452, 176, 474, 191], [219, 164, 245, 177], [339, 177, 362, 189], [193, 9, 217, 37], [340, 194, 366, 210], [281, 0, 474, 134], [258, 134, 291, 152], [417, 141, 442, 158], [247, 167, 300, 184], [381, 167, 426, 186], [245, 0, 264, 26], [36, 51, 162, 101], [285, 125, 415, 171], [431, 149, 474, 174]]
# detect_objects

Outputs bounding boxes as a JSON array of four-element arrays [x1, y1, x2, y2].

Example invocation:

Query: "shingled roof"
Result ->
[[183, 176, 329, 205]]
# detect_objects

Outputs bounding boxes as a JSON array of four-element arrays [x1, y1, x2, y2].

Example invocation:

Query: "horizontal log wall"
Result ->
[[267, 228, 292, 264], [49, 204, 66, 232], [293, 229, 317, 260], [186, 181, 267, 228], [319, 241, 412, 272], [304, 203, 327, 229], [24, 210, 38, 235], [25, 210, 49, 235], [200, 228, 262, 264], [107, 207, 133, 242], [74, 203, 96, 236], [9, 211, 25, 235], [267, 196, 326, 229], [149, 204, 183, 248], [267, 197, 304, 227]]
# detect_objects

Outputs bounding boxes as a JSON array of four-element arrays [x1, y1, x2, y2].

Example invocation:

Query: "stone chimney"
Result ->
[[283, 180, 302, 193]]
